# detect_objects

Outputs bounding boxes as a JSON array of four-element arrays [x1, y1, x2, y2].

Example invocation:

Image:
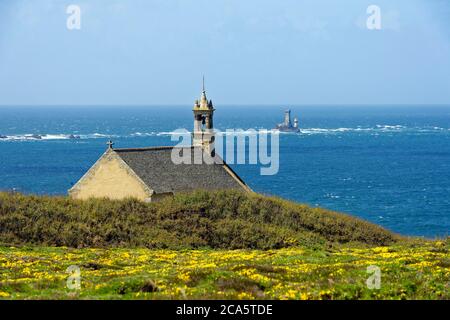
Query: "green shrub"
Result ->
[[0, 190, 398, 249]]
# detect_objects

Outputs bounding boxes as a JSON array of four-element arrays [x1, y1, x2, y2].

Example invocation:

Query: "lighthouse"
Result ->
[[274, 109, 300, 133]]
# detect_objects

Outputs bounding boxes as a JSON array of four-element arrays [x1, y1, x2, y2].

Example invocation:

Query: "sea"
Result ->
[[0, 105, 449, 238]]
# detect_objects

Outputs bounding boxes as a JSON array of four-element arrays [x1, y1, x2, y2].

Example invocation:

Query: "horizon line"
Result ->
[[1, 104, 450, 108]]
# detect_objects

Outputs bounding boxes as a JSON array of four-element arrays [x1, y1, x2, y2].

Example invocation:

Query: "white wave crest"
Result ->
[[0, 133, 117, 141], [1, 125, 448, 142]]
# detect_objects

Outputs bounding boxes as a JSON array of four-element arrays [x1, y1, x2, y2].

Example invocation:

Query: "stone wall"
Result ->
[[69, 152, 151, 201]]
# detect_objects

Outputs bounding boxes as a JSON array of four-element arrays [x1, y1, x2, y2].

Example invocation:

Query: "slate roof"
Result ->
[[113, 146, 249, 194]]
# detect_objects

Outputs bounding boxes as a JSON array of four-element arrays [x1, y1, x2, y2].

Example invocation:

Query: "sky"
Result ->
[[0, 0, 449, 106]]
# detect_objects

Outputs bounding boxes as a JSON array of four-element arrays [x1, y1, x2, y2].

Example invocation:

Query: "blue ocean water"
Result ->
[[0, 105, 449, 238]]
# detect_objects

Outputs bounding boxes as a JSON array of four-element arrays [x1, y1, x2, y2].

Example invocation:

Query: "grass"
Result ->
[[0, 190, 447, 300], [0, 240, 448, 300]]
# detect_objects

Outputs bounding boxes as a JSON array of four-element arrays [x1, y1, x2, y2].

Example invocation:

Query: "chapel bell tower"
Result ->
[[193, 77, 215, 156]]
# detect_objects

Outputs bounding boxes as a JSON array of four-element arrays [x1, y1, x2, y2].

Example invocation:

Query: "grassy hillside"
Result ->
[[0, 191, 448, 300], [0, 191, 397, 249], [0, 241, 448, 300]]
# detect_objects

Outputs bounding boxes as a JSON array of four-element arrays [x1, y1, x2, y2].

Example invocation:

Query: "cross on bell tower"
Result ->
[[193, 77, 215, 156], [106, 140, 114, 150]]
